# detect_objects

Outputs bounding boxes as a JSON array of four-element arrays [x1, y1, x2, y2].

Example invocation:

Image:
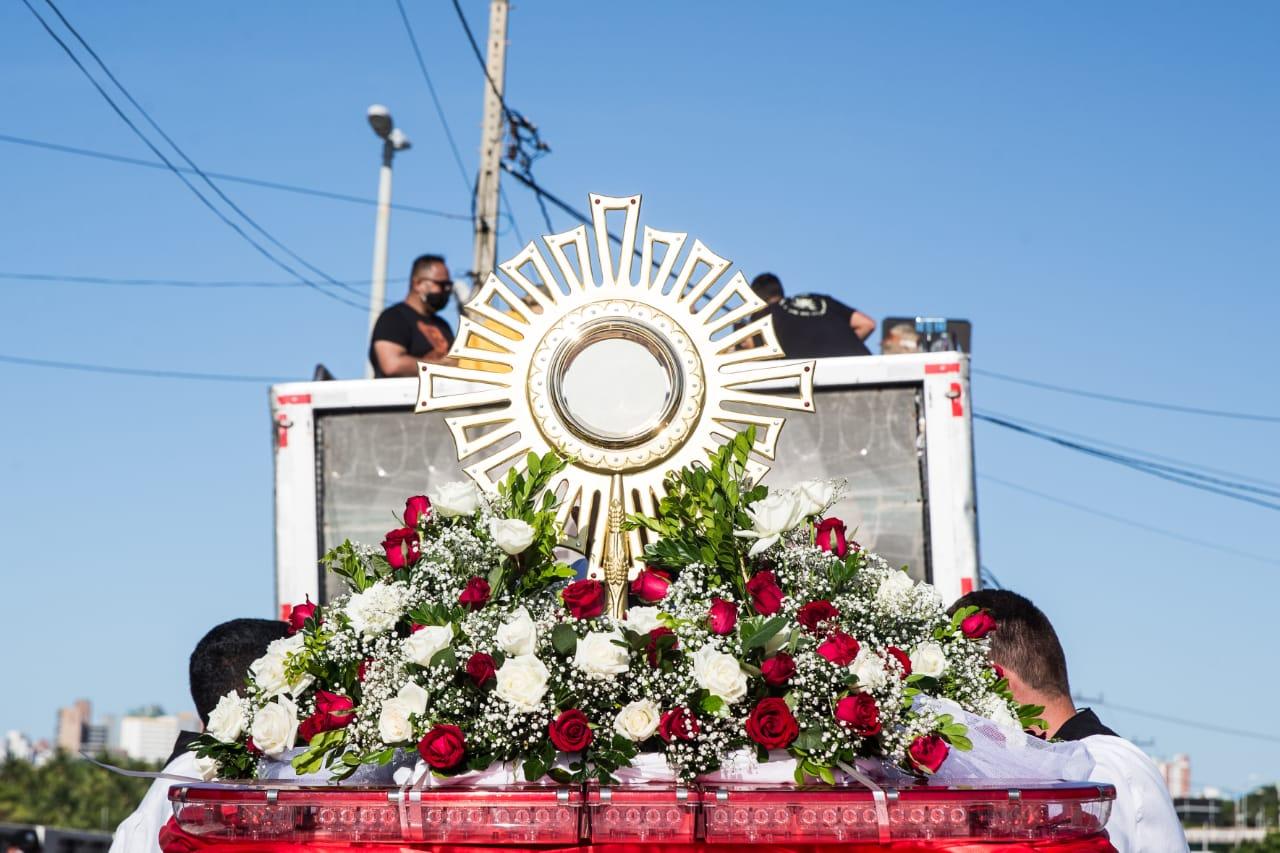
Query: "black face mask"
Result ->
[[424, 290, 450, 311]]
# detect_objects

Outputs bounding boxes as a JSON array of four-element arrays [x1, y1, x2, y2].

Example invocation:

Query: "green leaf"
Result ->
[[290, 729, 346, 775], [551, 623, 578, 656], [742, 615, 788, 651]]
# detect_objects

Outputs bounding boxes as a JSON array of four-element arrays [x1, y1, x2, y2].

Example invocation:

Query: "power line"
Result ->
[[979, 473, 1280, 567], [21, 0, 363, 311], [0, 133, 476, 222], [0, 271, 368, 290], [975, 412, 1280, 511], [450, 0, 515, 123], [393, 0, 472, 196], [502, 165, 644, 260], [1072, 696, 1280, 745], [978, 407, 1280, 491], [0, 353, 287, 383], [974, 367, 1280, 424], [37, 0, 361, 301]]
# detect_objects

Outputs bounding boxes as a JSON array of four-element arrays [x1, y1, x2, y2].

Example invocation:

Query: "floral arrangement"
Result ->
[[191, 431, 1041, 785]]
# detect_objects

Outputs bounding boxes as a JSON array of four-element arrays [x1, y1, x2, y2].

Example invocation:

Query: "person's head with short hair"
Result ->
[[751, 273, 784, 304], [189, 618, 288, 724], [949, 589, 1077, 734], [408, 254, 453, 314]]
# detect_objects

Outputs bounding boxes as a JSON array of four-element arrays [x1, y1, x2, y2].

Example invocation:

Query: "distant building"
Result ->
[[55, 698, 92, 753], [118, 714, 181, 763], [81, 723, 109, 757], [1158, 754, 1192, 798], [3, 730, 33, 762]]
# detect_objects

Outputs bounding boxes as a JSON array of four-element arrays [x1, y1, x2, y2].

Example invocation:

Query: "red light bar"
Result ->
[[168, 780, 1112, 846]]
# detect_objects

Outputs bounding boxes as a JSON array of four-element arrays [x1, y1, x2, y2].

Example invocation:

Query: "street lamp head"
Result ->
[[367, 104, 393, 139], [388, 128, 412, 151]]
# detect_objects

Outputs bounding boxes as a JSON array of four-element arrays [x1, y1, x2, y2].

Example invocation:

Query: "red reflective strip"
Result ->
[[961, 577, 975, 595], [925, 363, 960, 374], [950, 382, 964, 417], [276, 414, 290, 448], [276, 394, 312, 405], [279, 603, 293, 622]]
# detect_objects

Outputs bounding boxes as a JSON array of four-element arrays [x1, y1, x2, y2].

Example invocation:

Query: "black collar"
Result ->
[[1053, 708, 1119, 741], [165, 729, 202, 766]]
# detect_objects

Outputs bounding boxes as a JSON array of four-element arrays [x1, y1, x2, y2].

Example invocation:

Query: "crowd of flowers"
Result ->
[[190, 431, 1041, 785]]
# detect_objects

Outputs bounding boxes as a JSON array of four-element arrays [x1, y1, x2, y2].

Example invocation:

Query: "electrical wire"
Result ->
[[0, 133, 475, 221], [502, 165, 645, 261], [978, 407, 1280, 491], [974, 367, 1280, 424], [978, 564, 1004, 590], [1072, 697, 1280, 744], [19, 0, 365, 311], [0, 271, 368, 290], [449, 0, 515, 123], [393, 0, 472, 196], [974, 412, 1280, 511], [37, 0, 361, 300], [979, 473, 1280, 567], [0, 353, 288, 383]]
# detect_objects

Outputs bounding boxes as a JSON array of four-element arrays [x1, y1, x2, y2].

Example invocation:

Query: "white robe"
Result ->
[[1083, 734, 1188, 853], [108, 753, 199, 853]]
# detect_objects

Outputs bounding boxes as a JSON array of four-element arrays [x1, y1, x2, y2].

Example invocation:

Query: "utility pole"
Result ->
[[470, 0, 509, 292]]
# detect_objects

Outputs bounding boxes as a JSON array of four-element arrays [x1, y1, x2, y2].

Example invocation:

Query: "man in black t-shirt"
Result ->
[[369, 254, 456, 378], [749, 273, 876, 358]]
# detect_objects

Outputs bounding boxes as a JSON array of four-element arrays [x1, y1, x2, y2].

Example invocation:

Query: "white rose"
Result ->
[[849, 648, 888, 691], [794, 479, 837, 517], [733, 490, 805, 557], [613, 699, 661, 742], [193, 754, 220, 781], [248, 637, 314, 698], [377, 697, 416, 743], [910, 642, 947, 678], [495, 607, 538, 656], [494, 654, 550, 712], [404, 625, 453, 666], [489, 518, 535, 555], [573, 630, 630, 681], [396, 681, 430, 716], [875, 570, 915, 604], [692, 643, 748, 705], [345, 583, 406, 636], [206, 691, 245, 743], [249, 698, 298, 757], [625, 606, 663, 636], [981, 696, 1023, 738], [430, 481, 481, 518]]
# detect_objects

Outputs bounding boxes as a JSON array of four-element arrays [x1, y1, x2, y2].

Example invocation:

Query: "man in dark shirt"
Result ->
[[750, 273, 876, 358], [369, 254, 456, 377]]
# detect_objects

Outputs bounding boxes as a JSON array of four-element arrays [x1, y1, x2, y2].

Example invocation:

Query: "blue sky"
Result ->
[[1, 2, 1277, 793]]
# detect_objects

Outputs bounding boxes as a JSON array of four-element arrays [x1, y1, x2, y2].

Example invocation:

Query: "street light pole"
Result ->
[[364, 105, 411, 379]]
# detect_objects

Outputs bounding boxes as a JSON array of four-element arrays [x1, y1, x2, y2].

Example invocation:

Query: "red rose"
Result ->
[[418, 724, 466, 770], [817, 631, 860, 666], [908, 735, 950, 773], [834, 693, 881, 737], [357, 658, 371, 682], [708, 598, 737, 635], [814, 517, 848, 557], [745, 698, 799, 750], [458, 576, 491, 610], [761, 652, 796, 687], [645, 626, 678, 667], [381, 527, 420, 570], [466, 652, 496, 686], [796, 600, 839, 633], [299, 691, 355, 742], [548, 709, 593, 752], [562, 579, 607, 619], [886, 646, 912, 678], [993, 663, 1005, 680], [961, 611, 997, 639], [746, 571, 784, 616], [286, 597, 316, 636], [404, 495, 432, 528], [629, 567, 671, 603], [658, 707, 700, 743]]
